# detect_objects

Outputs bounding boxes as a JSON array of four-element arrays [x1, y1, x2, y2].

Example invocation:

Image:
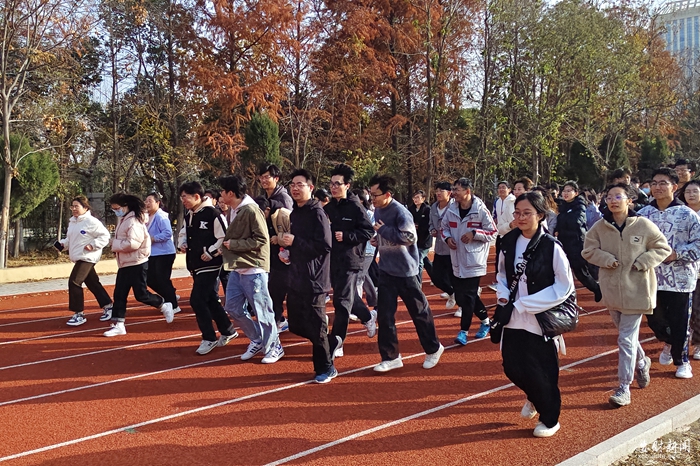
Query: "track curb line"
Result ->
[[557, 393, 700, 466]]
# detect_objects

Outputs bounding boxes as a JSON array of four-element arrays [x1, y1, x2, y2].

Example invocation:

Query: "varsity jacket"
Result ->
[[178, 199, 227, 275]]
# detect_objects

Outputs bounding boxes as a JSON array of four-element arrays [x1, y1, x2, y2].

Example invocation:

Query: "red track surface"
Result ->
[[1, 258, 700, 465]]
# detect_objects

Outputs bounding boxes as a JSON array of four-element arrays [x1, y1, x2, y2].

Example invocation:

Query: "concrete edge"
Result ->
[[0, 254, 187, 284], [557, 393, 700, 466]]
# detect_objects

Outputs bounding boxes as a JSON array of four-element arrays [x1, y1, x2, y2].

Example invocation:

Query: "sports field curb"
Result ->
[[557, 393, 700, 465]]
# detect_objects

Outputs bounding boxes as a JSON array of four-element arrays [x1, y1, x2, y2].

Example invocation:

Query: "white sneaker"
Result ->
[[676, 362, 693, 379], [423, 344, 444, 369], [488, 283, 499, 292], [99, 304, 113, 322], [103, 322, 126, 337], [374, 357, 403, 372], [173, 306, 182, 315], [196, 340, 217, 355], [694, 347, 700, 360], [440, 292, 449, 299], [445, 294, 456, 309], [333, 336, 344, 358], [261, 341, 285, 364], [477, 286, 482, 297], [66, 313, 87, 327], [325, 295, 331, 304], [176, 294, 181, 301], [241, 340, 264, 361], [659, 343, 673, 365], [454, 307, 462, 318], [161, 302, 174, 323], [349, 313, 359, 321], [521, 400, 537, 419], [365, 309, 377, 338], [533, 422, 560, 438], [217, 331, 239, 347]]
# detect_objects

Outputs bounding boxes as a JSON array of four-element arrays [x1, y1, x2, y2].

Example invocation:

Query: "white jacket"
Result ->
[[494, 194, 516, 236], [441, 196, 497, 278], [61, 211, 110, 264]]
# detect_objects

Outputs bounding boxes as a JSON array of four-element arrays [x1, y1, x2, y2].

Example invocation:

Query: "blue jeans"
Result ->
[[224, 271, 278, 354]]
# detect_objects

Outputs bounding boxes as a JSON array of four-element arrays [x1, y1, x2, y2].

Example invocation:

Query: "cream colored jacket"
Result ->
[[582, 214, 671, 314], [111, 211, 151, 268]]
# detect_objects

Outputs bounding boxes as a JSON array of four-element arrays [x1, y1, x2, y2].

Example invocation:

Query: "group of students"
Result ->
[[56, 159, 700, 439]]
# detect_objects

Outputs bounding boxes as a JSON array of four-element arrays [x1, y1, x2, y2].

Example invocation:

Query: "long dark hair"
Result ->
[[109, 193, 146, 223]]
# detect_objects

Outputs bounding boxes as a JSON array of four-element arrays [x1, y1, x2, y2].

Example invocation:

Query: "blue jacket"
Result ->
[[374, 199, 419, 278], [147, 209, 176, 257]]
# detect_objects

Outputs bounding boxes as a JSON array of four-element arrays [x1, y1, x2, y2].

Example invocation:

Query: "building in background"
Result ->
[[660, 1, 700, 74]]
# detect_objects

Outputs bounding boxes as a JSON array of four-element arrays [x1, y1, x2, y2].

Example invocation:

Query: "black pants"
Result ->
[[331, 268, 371, 343], [68, 260, 112, 313], [287, 291, 332, 375], [431, 254, 453, 295], [269, 266, 290, 323], [502, 328, 561, 428], [191, 270, 235, 342], [495, 236, 503, 275], [147, 254, 178, 307], [376, 270, 441, 361], [112, 262, 164, 320], [453, 275, 488, 331], [647, 290, 691, 365]]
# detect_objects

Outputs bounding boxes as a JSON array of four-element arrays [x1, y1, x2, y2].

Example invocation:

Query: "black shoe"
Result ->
[[594, 287, 602, 303]]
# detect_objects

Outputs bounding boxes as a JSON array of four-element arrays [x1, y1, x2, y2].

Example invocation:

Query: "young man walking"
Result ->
[[409, 190, 433, 280], [324, 164, 377, 358], [429, 182, 457, 313], [220, 175, 284, 364], [638, 167, 700, 379], [278, 169, 336, 383], [178, 181, 238, 355], [369, 174, 444, 373], [441, 177, 497, 345], [259, 164, 293, 331]]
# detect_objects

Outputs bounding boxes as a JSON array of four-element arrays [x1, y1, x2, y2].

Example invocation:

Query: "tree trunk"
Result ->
[[0, 164, 13, 268], [12, 218, 20, 258]]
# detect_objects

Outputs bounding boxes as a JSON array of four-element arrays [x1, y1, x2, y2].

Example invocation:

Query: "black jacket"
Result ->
[[555, 195, 587, 266], [266, 184, 293, 211], [288, 198, 332, 294], [324, 192, 374, 272], [501, 226, 557, 296], [409, 202, 432, 249]]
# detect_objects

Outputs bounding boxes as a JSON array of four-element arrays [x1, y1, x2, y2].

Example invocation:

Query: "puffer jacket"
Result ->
[[430, 199, 454, 256], [555, 195, 588, 267], [441, 196, 497, 278], [61, 211, 110, 264], [582, 210, 671, 314], [111, 211, 151, 268]]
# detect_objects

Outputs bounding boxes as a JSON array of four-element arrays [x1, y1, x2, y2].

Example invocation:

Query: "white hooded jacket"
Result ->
[[60, 211, 110, 264]]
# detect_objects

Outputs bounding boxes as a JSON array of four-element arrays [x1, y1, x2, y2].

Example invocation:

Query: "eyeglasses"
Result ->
[[329, 181, 345, 188], [605, 195, 629, 202], [562, 189, 576, 194], [650, 181, 672, 187], [258, 174, 272, 181], [369, 192, 386, 199], [289, 182, 309, 189], [513, 211, 535, 219], [675, 168, 690, 173]]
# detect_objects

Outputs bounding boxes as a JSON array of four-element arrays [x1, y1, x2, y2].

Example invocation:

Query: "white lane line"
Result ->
[[0, 311, 455, 406], [264, 336, 656, 466], [0, 343, 438, 462], [0, 284, 194, 315], [0, 333, 201, 371], [0, 334, 637, 463]]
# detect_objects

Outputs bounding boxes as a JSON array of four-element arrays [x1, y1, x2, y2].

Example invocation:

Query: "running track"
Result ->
[[1, 260, 699, 465]]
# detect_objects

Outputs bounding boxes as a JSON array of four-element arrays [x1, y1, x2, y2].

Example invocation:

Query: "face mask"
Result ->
[[641, 187, 650, 195], [113, 208, 126, 218]]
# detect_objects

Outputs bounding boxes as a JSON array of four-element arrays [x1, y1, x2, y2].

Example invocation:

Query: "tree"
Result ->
[[241, 112, 282, 169], [0, 0, 90, 267]]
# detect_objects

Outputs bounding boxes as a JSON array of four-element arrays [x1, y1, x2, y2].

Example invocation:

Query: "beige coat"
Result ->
[[582, 215, 671, 314], [111, 211, 151, 268]]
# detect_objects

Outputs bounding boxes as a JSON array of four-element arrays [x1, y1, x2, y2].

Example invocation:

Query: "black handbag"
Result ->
[[535, 290, 578, 337]]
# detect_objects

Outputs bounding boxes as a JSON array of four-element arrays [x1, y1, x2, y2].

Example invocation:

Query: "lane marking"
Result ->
[[0, 335, 640, 463], [0, 310, 458, 405], [264, 336, 656, 465]]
